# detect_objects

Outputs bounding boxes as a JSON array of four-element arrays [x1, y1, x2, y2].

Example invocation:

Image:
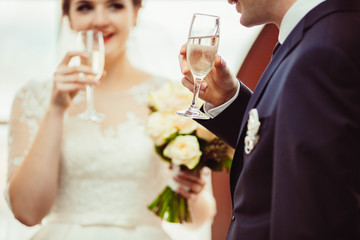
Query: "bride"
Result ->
[[5, 0, 216, 239]]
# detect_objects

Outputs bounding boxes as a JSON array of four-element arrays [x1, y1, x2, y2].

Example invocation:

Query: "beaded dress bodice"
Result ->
[[6, 77, 171, 227]]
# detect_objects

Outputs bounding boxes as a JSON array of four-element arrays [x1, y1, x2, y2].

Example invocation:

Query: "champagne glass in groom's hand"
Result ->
[[176, 13, 220, 120]]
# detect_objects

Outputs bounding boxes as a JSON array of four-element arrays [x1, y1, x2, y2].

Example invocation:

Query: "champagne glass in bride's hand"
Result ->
[[177, 13, 220, 120], [72, 30, 105, 122]]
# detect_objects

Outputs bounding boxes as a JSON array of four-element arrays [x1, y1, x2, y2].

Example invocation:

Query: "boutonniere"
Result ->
[[244, 108, 261, 154]]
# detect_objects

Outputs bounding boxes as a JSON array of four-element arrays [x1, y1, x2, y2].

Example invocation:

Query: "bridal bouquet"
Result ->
[[146, 81, 233, 223]]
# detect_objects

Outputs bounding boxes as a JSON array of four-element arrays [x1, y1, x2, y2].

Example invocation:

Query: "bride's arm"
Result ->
[[8, 103, 65, 226], [7, 52, 93, 226], [174, 167, 216, 228]]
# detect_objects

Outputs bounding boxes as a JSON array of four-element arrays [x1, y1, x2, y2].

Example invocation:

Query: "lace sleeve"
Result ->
[[4, 81, 51, 208]]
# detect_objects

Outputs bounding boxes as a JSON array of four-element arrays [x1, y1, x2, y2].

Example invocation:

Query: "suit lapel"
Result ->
[[228, 26, 304, 199], [237, 20, 305, 146]]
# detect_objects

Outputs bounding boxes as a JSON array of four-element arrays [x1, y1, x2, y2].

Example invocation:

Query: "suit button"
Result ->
[[231, 215, 235, 221]]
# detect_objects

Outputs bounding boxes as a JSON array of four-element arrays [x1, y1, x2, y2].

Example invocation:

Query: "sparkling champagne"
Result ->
[[89, 50, 103, 81], [187, 35, 219, 78], [78, 50, 103, 82]]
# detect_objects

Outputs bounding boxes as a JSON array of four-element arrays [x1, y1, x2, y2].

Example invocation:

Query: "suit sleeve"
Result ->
[[198, 81, 252, 149], [271, 44, 360, 239]]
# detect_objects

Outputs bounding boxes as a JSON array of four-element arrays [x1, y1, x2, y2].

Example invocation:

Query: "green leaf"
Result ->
[[158, 187, 173, 218], [222, 157, 233, 171], [178, 196, 185, 223], [206, 159, 223, 172], [197, 137, 209, 152], [155, 146, 171, 162], [167, 190, 180, 223], [147, 195, 161, 211]]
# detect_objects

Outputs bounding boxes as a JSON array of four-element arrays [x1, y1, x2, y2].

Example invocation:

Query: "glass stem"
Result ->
[[85, 85, 95, 112], [190, 78, 203, 109]]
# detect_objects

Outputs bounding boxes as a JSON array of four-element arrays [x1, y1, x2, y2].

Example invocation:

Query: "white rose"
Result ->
[[148, 82, 172, 111], [174, 115, 198, 134], [148, 81, 193, 112], [163, 135, 202, 169], [146, 112, 177, 146]]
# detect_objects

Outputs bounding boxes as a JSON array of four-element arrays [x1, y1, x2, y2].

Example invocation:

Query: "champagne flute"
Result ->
[[177, 13, 220, 119], [74, 30, 105, 122]]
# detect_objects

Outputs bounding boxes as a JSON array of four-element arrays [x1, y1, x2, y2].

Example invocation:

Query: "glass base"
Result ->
[[77, 109, 106, 122], [176, 107, 210, 120]]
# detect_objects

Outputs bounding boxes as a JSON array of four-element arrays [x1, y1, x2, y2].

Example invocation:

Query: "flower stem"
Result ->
[[148, 186, 191, 223]]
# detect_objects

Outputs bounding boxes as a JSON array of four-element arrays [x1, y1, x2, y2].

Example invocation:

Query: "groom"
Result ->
[[179, 0, 360, 239]]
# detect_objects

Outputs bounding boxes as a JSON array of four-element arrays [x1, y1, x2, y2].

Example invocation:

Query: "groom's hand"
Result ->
[[179, 44, 239, 107]]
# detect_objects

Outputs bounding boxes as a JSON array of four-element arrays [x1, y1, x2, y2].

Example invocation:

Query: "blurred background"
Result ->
[[0, 0, 266, 239]]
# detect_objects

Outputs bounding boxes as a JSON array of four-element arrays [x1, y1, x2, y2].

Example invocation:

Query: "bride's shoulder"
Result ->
[[13, 79, 52, 108], [9, 80, 51, 121], [15, 79, 52, 99]]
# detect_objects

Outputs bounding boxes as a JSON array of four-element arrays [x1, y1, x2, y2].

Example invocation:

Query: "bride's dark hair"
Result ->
[[61, 0, 143, 16]]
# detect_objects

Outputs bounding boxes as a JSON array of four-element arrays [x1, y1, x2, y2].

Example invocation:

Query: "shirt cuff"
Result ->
[[204, 82, 240, 118]]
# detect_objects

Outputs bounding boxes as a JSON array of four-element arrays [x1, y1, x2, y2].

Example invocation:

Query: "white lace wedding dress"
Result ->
[[5, 77, 191, 239]]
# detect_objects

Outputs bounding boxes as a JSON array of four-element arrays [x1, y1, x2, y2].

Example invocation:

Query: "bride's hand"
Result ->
[[51, 52, 97, 112], [173, 168, 209, 200]]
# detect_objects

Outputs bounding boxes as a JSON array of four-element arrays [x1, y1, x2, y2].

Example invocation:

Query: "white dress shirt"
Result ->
[[205, 0, 326, 118]]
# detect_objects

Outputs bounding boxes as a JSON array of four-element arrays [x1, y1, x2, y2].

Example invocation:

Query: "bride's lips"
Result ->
[[103, 33, 114, 43]]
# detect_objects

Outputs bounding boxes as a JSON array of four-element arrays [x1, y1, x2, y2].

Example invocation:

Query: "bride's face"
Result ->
[[68, 0, 140, 58]]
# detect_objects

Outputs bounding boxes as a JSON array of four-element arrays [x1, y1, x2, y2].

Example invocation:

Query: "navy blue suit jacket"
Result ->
[[200, 0, 360, 239]]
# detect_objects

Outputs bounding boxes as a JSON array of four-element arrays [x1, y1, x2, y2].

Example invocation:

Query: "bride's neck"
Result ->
[[105, 51, 132, 76], [97, 52, 150, 91]]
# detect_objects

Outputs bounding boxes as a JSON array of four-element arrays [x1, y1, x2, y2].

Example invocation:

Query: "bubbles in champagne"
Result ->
[[187, 35, 219, 79], [91, 51, 103, 81], [75, 50, 103, 82]]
